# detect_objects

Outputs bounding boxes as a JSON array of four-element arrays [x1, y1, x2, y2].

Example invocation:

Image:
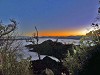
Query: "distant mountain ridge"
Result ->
[[39, 36, 83, 40], [0, 36, 82, 40]]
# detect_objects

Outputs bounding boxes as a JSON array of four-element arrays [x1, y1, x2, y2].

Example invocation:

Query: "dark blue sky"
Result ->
[[0, 0, 98, 36]]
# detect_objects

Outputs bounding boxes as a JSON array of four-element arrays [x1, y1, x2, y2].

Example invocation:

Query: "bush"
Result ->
[[0, 20, 32, 75]]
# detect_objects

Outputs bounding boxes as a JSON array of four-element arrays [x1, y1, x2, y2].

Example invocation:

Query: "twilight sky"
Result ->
[[0, 0, 99, 36]]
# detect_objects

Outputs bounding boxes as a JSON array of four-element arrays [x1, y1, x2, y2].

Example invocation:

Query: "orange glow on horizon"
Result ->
[[25, 29, 86, 36]]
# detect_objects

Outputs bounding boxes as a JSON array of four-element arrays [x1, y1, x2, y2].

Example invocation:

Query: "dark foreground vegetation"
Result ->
[[0, 20, 32, 75], [31, 56, 69, 75], [25, 40, 74, 61], [78, 44, 100, 75], [26, 40, 74, 75], [0, 1, 100, 75]]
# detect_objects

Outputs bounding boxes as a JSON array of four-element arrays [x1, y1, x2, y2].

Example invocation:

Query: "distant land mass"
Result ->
[[18, 35, 83, 40], [0, 36, 83, 40], [39, 36, 83, 40]]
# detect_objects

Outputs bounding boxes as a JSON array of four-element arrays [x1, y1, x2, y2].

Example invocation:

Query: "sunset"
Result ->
[[0, 0, 98, 36], [0, 0, 100, 75], [25, 28, 86, 36]]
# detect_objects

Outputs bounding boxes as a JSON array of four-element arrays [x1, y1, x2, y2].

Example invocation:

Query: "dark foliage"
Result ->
[[78, 44, 100, 75], [25, 40, 74, 61], [31, 56, 69, 75]]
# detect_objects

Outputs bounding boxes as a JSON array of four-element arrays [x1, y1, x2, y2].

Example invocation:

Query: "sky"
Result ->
[[0, 0, 99, 36]]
